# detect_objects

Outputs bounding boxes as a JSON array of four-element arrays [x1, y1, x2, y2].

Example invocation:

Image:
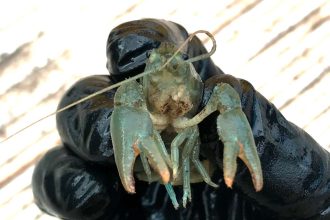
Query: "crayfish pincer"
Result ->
[[110, 39, 263, 208], [111, 80, 172, 193]]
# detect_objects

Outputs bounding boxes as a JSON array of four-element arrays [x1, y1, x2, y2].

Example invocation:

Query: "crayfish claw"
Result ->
[[111, 80, 172, 193], [112, 135, 171, 194], [222, 142, 239, 189], [165, 183, 179, 209], [237, 139, 264, 191], [140, 137, 171, 184], [218, 108, 263, 191], [115, 148, 137, 194]]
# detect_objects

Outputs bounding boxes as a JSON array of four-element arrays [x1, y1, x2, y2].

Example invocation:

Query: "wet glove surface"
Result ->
[[56, 75, 116, 165], [32, 146, 123, 220], [32, 19, 330, 220]]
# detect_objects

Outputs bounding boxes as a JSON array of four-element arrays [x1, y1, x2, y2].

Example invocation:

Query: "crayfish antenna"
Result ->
[[184, 30, 217, 63]]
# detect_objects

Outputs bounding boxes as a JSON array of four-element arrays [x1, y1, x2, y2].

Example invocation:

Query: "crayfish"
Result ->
[[110, 31, 263, 208]]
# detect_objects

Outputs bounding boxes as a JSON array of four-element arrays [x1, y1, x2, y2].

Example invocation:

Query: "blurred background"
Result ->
[[0, 0, 329, 219]]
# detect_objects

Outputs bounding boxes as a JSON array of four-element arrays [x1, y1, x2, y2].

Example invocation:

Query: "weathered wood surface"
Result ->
[[0, 1, 329, 219]]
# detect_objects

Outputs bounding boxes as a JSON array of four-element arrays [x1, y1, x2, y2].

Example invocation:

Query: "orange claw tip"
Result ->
[[120, 176, 136, 193], [160, 169, 171, 184], [123, 184, 136, 194], [255, 186, 263, 192], [253, 178, 264, 192], [224, 177, 233, 189], [254, 180, 264, 192]]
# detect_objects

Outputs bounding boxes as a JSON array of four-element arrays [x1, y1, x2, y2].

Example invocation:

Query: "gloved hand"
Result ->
[[32, 19, 330, 220]]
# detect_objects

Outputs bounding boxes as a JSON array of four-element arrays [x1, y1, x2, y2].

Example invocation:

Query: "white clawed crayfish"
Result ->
[[1, 30, 263, 209]]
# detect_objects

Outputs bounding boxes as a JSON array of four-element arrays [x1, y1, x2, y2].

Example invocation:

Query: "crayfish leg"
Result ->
[[165, 183, 179, 209]]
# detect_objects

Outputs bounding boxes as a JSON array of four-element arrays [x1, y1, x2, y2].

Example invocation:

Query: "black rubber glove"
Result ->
[[32, 146, 123, 220]]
